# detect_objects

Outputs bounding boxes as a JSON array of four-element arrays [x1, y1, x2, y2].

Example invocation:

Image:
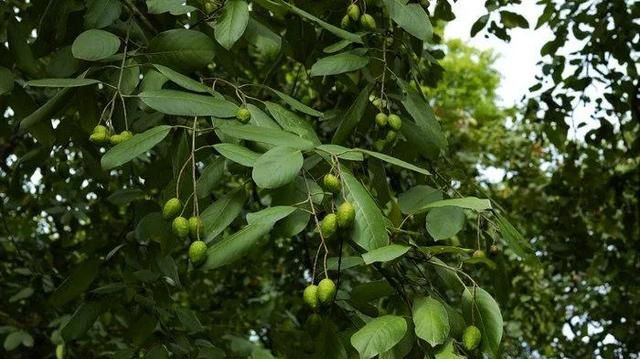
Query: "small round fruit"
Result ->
[[236, 107, 251, 123], [303, 284, 319, 309], [120, 130, 133, 141], [109, 134, 123, 145], [56, 344, 66, 359], [172, 216, 190, 238], [188, 240, 207, 264], [336, 202, 355, 228], [375, 113, 388, 127], [162, 198, 182, 219], [188, 216, 203, 238], [317, 278, 337, 304], [322, 174, 341, 193], [320, 213, 338, 238], [489, 244, 499, 255], [388, 114, 402, 130], [385, 130, 397, 141], [340, 15, 350, 28], [462, 325, 482, 351], [347, 4, 360, 21], [204, 0, 216, 13], [360, 14, 377, 30], [374, 139, 386, 152], [93, 125, 108, 133], [89, 131, 108, 144], [472, 249, 486, 259]]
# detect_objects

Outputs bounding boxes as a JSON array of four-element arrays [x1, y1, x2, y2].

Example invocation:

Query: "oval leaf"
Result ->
[[362, 244, 410, 264], [310, 52, 369, 77], [217, 125, 315, 150], [252, 147, 303, 189], [426, 206, 465, 240], [147, 29, 215, 70], [202, 223, 273, 270], [139, 90, 238, 117], [214, 0, 250, 50], [101, 125, 171, 170], [214, 143, 260, 167], [350, 315, 407, 359], [72, 29, 120, 61], [413, 296, 450, 346], [462, 287, 503, 357]]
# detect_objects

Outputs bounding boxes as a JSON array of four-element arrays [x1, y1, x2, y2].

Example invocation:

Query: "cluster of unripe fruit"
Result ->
[[162, 198, 208, 265], [373, 112, 402, 151], [303, 277, 337, 310], [89, 125, 133, 145], [341, 3, 376, 30]]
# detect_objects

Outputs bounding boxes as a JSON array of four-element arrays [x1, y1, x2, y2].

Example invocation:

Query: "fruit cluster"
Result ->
[[341, 3, 376, 31], [89, 125, 133, 145], [373, 112, 402, 151], [162, 197, 208, 265]]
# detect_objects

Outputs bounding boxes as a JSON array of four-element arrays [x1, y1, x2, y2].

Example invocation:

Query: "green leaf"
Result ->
[[435, 340, 465, 359], [152, 64, 211, 93], [350, 315, 407, 359], [201, 188, 247, 242], [356, 149, 430, 175], [72, 29, 120, 61], [175, 308, 204, 333], [0, 66, 15, 95], [341, 171, 389, 250], [332, 84, 372, 144], [500, 10, 529, 29], [470, 14, 490, 37], [275, 0, 362, 44], [315, 144, 364, 161], [214, 143, 260, 167], [217, 124, 315, 150], [101, 125, 172, 170], [202, 223, 273, 270], [48, 259, 100, 307], [84, 0, 122, 28], [196, 157, 225, 198], [462, 287, 503, 357], [148, 29, 216, 70], [327, 256, 364, 271], [247, 206, 296, 225], [400, 83, 447, 152], [383, 0, 432, 41], [147, 0, 195, 15], [271, 89, 323, 117], [420, 246, 473, 256], [426, 206, 465, 240], [61, 301, 105, 341], [107, 188, 145, 205], [214, 0, 250, 49], [495, 213, 539, 266], [412, 297, 450, 346], [26, 78, 100, 87], [398, 185, 442, 214], [362, 244, 410, 264], [3, 331, 33, 351], [265, 102, 320, 145], [9, 287, 34, 303], [244, 18, 282, 59], [252, 147, 303, 189], [310, 52, 369, 77], [139, 90, 238, 117], [419, 197, 492, 212]]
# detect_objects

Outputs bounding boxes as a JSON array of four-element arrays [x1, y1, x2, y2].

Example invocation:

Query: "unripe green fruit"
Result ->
[[188, 216, 203, 238], [236, 107, 251, 123], [340, 15, 350, 28], [93, 125, 108, 133], [204, 0, 216, 13], [388, 114, 402, 130], [162, 198, 182, 219], [360, 14, 376, 30], [372, 98, 383, 109], [336, 202, 355, 228], [172, 216, 190, 238], [322, 174, 341, 193], [56, 344, 66, 359], [109, 134, 123, 145], [188, 240, 207, 264], [89, 131, 109, 144], [375, 113, 388, 127], [347, 4, 360, 21], [120, 130, 133, 141], [317, 278, 337, 304], [489, 244, 499, 255], [303, 284, 319, 309], [385, 130, 397, 141], [320, 213, 338, 238], [462, 325, 481, 351], [374, 139, 386, 152], [472, 249, 486, 259]]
